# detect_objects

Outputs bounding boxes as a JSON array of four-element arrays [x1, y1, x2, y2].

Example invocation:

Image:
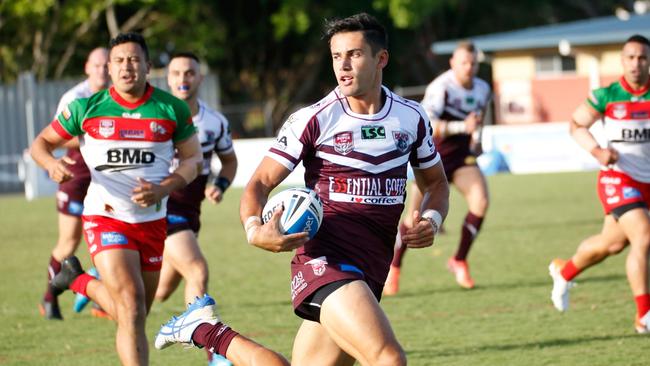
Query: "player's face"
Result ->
[[450, 49, 478, 87], [85, 49, 109, 92], [621, 41, 649, 87], [167, 57, 202, 101], [108, 42, 150, 97], [330, 31, 387, 98]]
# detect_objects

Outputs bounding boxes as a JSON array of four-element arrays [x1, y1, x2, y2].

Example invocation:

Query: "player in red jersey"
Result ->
[[31, 33, 204, 365], [39, 47, 109, 320], [548, 35, 650, 333], [385, 41, 491, 293]]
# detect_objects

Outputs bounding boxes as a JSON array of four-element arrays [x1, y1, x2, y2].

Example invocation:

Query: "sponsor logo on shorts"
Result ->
[[605, 185, 616, 197], [83, 221, 98, 230], [148, 256, 163, 263], [600, 176, 621, 185], [99, 120, 115, 138], [68, 201, 83, 216], [623, 186, 642, 200], [100, 232, 128, 246], [291, 271, 307, 300], [89, 244, 97, 253], [56, 191, 70, 203], [167, 214, 189, 224], [306, 256, 328, 276], [119, 129, 146, 139], [334, 131, 354, 155], [86, 230, 95, 244], [606, 196, 620, 204]]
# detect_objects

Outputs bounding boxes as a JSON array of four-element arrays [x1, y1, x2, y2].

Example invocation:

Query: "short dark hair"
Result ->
[[625, 34, 650, 48], [455, 41, 476, 54], [109, 33, 149, 61], [170, 51, 200, 64], [323, 13, 388, 54]]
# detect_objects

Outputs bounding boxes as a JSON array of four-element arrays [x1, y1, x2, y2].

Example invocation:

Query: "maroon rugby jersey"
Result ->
[[420, 70, 491, 160], [268, 86, 440, 283]]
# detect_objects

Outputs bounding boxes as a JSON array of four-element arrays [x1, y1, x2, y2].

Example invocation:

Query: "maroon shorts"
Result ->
[[597, 170, 650, 219], [56, 177, 90, 216], [442, 153, 478, 181], [166, 210, 201, 235], [290, 253, 384, 321], [82, 215, 167, 271]]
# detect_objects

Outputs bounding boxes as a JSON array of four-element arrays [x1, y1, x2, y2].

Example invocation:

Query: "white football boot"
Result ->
[[549, 259, 574, 312], [155, 294, 220, 350]]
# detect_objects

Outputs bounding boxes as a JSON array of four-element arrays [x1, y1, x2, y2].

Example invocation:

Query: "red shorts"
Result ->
[[82, 215, 167, 271], [597, 170, 650, 218], [56, 177, 90, 216]]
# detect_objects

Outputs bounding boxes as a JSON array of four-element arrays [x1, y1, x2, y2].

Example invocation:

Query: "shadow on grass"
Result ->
[[407, 333, 638, 359]]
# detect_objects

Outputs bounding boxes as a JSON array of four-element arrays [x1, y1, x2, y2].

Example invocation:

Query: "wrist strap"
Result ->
[[421, 209, 443, 235], [212, 176, 231, 193]]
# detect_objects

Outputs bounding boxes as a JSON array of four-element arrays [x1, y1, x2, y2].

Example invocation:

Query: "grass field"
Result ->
[[0, 171, 646, 365]]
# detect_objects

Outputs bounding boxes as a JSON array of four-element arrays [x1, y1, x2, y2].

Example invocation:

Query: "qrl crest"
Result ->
[[612, 104, 627, 119], [334, 131, 354, 155], [392, 131, 410, 152], [99, 120, 115, 138]]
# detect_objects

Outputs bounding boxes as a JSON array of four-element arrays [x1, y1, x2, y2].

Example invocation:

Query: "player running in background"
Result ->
[[155, 13, 449, 365], [39, 47, 109, 320], [156, 52, 238, 366], [155, 52, 237, 305], [30, 32, 203, 365], [385, 41, 491, 293], [548, 34, 650, 333]]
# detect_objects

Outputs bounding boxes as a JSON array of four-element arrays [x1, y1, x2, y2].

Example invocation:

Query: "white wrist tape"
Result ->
[[446, 121, 466, 135], [245, 216, 262, 243], [421, 209, 443, 234]]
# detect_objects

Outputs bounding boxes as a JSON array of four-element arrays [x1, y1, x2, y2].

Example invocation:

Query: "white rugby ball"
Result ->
[[262, 187, 323, 239]]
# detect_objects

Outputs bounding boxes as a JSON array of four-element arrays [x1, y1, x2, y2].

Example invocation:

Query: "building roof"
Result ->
[[432, 13, 650, 54]]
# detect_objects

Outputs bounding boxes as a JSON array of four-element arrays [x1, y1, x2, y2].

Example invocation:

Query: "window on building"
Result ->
[[535, 55, 576, 74]]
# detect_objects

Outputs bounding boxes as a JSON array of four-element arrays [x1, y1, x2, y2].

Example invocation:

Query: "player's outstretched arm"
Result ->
[[30, 125, 76, 183], [206, 151, 238, 204], [570, 103, 618, 166], [403, 160, 450, 248], [240, 157, 309, 252]]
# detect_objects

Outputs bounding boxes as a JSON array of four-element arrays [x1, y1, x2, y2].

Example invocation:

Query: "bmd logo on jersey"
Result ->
[[361, 125, 385, 140], [99, 120, 115, 137], [96, 148, 156, 172], [334, 131, 354, 155], [392, 131, 410, 152]]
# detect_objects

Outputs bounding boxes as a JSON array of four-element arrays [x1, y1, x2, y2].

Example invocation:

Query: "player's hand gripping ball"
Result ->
[[262, 187, 323, 239]]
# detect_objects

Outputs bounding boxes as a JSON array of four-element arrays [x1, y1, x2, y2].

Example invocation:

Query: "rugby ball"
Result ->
[[262, 187, 323, 239]]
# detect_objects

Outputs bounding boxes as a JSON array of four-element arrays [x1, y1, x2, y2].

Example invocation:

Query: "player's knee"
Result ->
[[607, 241, 627, 255], [187, 258, 209, 284], [469, 195, 489, 216], [374, 343, 406, 366], [113, 289, 147, 322]]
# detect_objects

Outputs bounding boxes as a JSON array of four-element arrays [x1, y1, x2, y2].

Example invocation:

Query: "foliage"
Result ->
[[0, 0, 629, 135]]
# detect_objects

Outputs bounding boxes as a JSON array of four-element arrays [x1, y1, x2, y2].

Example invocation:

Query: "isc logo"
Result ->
[[107, 148, 155, 164], [361, 125, 386, 139]]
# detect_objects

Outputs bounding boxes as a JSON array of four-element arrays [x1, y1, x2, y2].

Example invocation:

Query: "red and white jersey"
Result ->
[[54, 80, 95, 117], [268, 86, 439, 284]]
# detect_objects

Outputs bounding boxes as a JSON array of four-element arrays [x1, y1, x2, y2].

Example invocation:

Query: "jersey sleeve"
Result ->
[[214, 114, 234, 155], [51, 98, 86, 139], [587, 87, 608, 114], [267, 111, 314, 171], [409, 106, 440, 170], [172, 100, 197, 142], [420, 79, 446, 121]]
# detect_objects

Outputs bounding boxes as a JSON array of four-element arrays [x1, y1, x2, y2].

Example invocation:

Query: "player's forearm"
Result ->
[[30, 135, 60, 171], [240, 180, 272, 223], [419, 178, 450, 225], [570, 120, 600, 154], [216, 153, 238, 185]]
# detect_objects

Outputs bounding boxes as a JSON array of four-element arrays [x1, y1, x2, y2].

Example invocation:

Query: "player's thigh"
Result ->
[[452, 166, 489, 210], [163, 230, 206, 274], [291, 320, 355, 366], [94, 249, 146, 305], [600, 215, 629, 252], [617, 208, 650, 247], [57, 212, 83, 244], [319, 280, 401, 363]]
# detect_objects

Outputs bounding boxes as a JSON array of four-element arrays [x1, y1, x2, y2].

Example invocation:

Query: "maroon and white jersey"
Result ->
[[421, 70, 491, 159], [168, 100, 234, 215], [54, 80, 96, 180], [268, 86, 440, 284]]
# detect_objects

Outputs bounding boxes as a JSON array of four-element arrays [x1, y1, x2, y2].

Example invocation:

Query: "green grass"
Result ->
[[0, 171, 645, 365]]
